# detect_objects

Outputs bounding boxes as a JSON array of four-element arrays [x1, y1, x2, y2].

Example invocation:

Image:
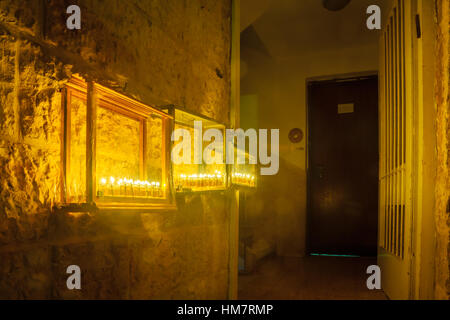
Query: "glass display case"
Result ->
[[230, 147, 257, 188], [162, 105, 227, 193], [63, 75, 175, 210]]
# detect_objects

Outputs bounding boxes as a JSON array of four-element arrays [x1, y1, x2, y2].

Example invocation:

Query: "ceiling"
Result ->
[[240, 0, 272, 32], [241, 0, 391, 59]]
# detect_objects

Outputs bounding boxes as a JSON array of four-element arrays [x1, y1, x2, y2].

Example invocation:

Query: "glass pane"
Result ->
[[96, 106, 141, 198], [173, 123, 198, 191], [172, 114, 227, 192], [68, 93, 87, 203], [231, 148, 257, 187]]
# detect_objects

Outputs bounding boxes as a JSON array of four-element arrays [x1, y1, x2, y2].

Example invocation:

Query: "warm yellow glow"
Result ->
[[175, 171, 225, 190], [232, 172, 256, 187], [97, 176, 164, 198]]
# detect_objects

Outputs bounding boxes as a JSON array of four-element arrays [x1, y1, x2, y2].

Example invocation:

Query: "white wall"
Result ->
[[242, 41, 379, 257]]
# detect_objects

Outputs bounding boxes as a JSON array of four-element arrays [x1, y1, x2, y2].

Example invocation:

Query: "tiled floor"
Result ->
[[238, 255, 387, 300]]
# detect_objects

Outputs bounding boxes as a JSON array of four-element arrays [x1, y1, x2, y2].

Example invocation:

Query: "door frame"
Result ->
[[305, 72, 379, 255], [228, 0, 240, 300], [409, 0, 437, 300]]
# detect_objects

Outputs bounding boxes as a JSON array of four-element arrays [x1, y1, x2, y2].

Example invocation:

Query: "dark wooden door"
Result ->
[[308, 77, 379, 256]]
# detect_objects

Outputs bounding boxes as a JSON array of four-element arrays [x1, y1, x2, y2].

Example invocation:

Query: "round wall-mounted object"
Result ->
[[322, 0, 351, 11], [288, 128, 303, 143]]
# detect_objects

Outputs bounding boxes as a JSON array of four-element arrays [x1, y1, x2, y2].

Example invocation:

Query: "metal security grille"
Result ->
[[378, 0, 414, 299], [380, 0, 410, 259]]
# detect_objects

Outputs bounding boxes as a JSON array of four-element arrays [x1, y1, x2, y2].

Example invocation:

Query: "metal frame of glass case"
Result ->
[[61, 75, 176, 211]]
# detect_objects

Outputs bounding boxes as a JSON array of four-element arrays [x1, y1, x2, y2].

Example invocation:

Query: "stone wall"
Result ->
[[434, 0, 450, 300], [0, 0, 232, 299]]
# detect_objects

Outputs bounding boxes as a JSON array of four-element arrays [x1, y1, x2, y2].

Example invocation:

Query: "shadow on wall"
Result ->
[[245, 157, 307, 259], [0, 185, 229, 299]]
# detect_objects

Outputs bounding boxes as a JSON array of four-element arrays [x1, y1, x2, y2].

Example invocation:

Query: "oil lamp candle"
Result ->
[[123, 178, 129, 196], [133, 179, 138, 197], [128, 178, 133, 197], [139, 180, 145, 197], [137, 180, 143, 196], [217, 173, 222, 186], [156, 182, 161, 197], [109, 177, 115, 196], [191, 174, 198, 188], [117, 178, 124, 196], [141, 181, 147, 197], [113, 178, 120, 196], [129, 179, 134, 197], [150, 181, 155, 197], [201, 174, 206, 187], [151, 182, 156, 197], [207, 174, 213, 187], [180, 174, 187, 188], [99, 178, 107, 196], [187, 175, 192, 187], [144, 181, 149, 197], [133, 180, 138, 196]]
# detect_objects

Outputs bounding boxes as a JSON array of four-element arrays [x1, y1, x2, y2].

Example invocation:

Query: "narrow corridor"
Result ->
[[239, 256, 388, 300]]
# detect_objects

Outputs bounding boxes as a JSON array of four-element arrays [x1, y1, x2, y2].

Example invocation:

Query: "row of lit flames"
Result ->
[[98, 177, 164, 197], [176, 171, 224, 188], [96, 170, 256, 197], [175, 171, 256, 188], [231, 172, 256, 186]]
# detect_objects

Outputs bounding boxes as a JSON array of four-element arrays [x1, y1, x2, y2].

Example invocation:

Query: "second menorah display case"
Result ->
[[162, 105, 228, 193], [163, 105, 258, 194]]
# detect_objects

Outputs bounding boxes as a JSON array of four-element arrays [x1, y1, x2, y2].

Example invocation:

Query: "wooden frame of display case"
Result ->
[[162, 105, 229, 194], [61, 75, 176, 212]]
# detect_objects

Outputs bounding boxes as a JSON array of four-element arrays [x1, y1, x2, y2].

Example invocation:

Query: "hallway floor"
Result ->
[[238, 256, 388, 300]]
